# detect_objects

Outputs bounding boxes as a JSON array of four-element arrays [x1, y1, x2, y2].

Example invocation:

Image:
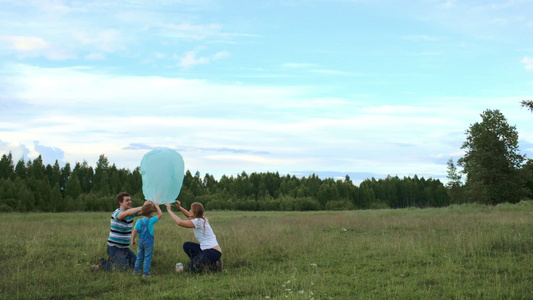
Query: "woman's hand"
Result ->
[[164, 203, 171, 210], [175, 201, 181, 208]]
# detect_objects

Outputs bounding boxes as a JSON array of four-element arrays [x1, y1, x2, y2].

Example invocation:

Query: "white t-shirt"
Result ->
[[191, 217, 219, 250]]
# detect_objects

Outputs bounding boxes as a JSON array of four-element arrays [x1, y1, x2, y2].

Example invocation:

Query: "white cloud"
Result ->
[[1, 63, 479, 177], [1, 0, 531, 179], [179, 51, 209, 67], [1, 36, 49, 51], [0, 35, 75, 60], [522, 56, 533, 70], [71, 29, 124, 53], [0, 140, 30, 162], [32, 0, 80, 14], [400, 35, 441, 42], [281, 63, 317, 68], [213, 51, 230, 60], [178, 49, 230, 68], [309, 69, 354, 76], [85, 53, 105, 60], [442, 0, 456, 9], [362, 105, 433, 115], [33, 141, 65, 165], [154, 22, 224, 40]]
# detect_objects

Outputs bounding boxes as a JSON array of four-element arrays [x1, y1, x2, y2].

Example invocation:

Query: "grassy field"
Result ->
[[1, 201, 532, 299]]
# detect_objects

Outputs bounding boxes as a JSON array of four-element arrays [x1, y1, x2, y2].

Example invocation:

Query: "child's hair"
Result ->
[[141, 203, 154, 217]]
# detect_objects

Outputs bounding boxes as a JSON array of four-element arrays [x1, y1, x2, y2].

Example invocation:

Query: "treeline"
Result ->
[[0, 153, 451, 212], [3, 105, 532, 212]]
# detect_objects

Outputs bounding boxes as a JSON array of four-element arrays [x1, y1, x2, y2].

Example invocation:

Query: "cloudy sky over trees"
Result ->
[[1, 0, 532, 182]]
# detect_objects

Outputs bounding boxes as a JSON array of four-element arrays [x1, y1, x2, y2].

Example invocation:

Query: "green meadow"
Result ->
[[1, 201, 532, 299]]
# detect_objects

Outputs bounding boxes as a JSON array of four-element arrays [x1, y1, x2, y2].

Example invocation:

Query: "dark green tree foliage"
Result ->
[[458, 109, 525, 204], [520, 159, 533, 199], [0, 152, 14, 179], [519, 100, 533, 198], [6, 148, 533, 212], [49, 161, 61, 189], [50, 183, 64, 212], [28, 155, 45, 180], [521, 100, 533, 112], [93, 154, 110, 194], [65, 170, 82, 200], [74, 161, 94, 193], [317, 179, 340, 208], [14, 159, 27, 179]]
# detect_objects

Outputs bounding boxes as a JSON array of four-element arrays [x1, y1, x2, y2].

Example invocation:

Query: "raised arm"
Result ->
[[164, 203, 195, 228], [155, 203, 163, 220], [176, 201, 194, 219], [117, 200, 153, 220]]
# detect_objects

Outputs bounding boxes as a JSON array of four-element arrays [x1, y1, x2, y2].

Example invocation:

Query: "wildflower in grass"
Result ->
[[341, 228, 347, 232], [299, 290, 305, 294], [310, 263, 317, 267]]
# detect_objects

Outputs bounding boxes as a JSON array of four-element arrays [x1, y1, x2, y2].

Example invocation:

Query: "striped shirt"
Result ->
[[107, 209, 136, 248]]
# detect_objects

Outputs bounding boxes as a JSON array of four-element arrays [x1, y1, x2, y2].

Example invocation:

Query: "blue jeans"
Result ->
[[102, 245, 136, 271], [134, 240, 154, 276], [183, 242, 221, 272]]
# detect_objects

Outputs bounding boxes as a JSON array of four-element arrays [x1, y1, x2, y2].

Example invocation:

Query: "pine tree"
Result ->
[[14, 159, 27, 179], [0, 152, 14, 179], [446, 158, 465, 204]]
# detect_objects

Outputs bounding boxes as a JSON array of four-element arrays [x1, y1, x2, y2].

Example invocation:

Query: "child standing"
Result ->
[[131, 203, 162, 277]]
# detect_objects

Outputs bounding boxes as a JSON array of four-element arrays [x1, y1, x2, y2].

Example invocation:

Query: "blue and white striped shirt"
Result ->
[[107, 209, 135, 248]]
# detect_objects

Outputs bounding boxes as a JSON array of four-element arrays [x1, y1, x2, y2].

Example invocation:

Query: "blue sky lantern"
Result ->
[[141, 149, 185, 204]]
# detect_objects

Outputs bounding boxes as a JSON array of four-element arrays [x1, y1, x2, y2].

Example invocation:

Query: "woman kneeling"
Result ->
[[165, 201, 222, 272]]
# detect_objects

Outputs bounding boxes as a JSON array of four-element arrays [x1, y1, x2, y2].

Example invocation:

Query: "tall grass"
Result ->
[[1, 201, 532, 299]]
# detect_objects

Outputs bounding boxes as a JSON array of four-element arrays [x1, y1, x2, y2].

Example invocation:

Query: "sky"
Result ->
[[1, 0, 532, 185]]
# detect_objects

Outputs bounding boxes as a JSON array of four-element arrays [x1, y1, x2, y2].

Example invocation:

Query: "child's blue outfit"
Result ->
[[133, 216, 159, 276]]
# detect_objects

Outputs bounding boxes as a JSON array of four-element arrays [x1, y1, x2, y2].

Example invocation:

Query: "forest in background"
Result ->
[[2, 104, 533, 212], [0, 152, 450, 212]]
